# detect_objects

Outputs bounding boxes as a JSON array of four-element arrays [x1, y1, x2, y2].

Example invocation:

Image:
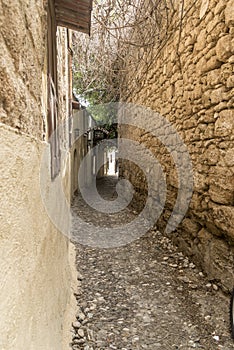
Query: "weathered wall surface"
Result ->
[[0, 0, 76, 348], [0, 124, 73, 350], [0, 0, 47, 139], [71, 109, 97, 197], [71, 110, 88, 196], [121, 0, 234, 291]]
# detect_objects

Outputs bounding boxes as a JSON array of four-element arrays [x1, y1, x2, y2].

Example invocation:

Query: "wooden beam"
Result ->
[[56, 14, 89, 29], [55, 0, 92, 12], [57, 20, 89, 34], [54, 0, 92, 34], [55, 8, 90, 23]]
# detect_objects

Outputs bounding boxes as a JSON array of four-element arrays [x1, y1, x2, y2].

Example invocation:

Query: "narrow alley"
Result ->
[[70, 176, 233, 350], [1, 0, 234, 349]]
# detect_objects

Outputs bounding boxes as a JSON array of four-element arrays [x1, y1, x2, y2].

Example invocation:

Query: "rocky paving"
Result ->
[[70, 176, 234, 350]]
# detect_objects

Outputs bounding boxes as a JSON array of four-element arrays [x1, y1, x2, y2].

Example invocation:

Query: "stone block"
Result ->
[[209, 186, 234, 205], [198, 56, 222, 75], [220, 63, 233, 84], [209, 173, 234, 191], [205, 221, 223, 237], [210, 22, 227, 42], [204, 144, 220, 164], [190, 192, 203, 211], [197, 227, 213, 243], [208, 165, 234, 177], [208, 172, 234, 205], [225, 0, 234, 27], [203, 124, 215, 141], [226, 75, 234, 88], [216, 35, 234, 62], [207, 68, 222, 86], [200, 110, 215, 123], [206, 56, 222, 72], [228, 55, 234, 63], [207, 238, 234, 292], [207, 14, 221, 33], [183, 117, 197, 129], [192, 84, 202, 99], [202, 90, 212, 107], [206, 47, 217, 61], [210, 86, 226, 104], [208, 202, 234, 239], [224, 148, 234, 166], [195, 29, 207, 51], [214, 109, 234, 136], [185, 34, 196, 46], [196, 56, 207, 75], [200, 0, 210, 19], [214, 1, 226, 15], [193, 172, 209, 193], [214, 101, 230, 112]]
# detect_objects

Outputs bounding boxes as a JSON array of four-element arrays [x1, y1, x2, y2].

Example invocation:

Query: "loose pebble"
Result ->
[[70, 176, 233, 350]]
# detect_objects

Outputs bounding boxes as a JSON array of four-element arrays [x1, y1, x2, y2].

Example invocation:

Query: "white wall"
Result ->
[[0, 124, 75, 350]]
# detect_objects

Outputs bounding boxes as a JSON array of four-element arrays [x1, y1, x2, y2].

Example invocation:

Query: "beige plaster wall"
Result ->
[[0, 124, 75, 350], [0, 0, 76, 348], [121, 0, 234, 291]]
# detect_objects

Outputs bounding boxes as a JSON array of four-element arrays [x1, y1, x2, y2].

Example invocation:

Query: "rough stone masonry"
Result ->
[[120, 0, 234, 292]]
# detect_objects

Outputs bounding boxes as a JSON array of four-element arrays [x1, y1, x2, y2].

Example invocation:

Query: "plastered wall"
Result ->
[[0, 0, 76, 348], [0, 124, 74, 350], [121, 0, 234, 291]]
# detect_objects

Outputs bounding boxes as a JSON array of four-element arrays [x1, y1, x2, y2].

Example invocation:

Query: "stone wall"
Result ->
[[0, 0, 76, 348], [121, 0, 234, 291]]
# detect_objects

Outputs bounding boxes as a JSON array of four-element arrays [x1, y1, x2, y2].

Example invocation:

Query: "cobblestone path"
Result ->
[[71, 176, 233, 350]]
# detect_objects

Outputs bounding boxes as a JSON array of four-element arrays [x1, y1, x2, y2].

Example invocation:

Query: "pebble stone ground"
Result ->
[[70, 176, 234, 350]]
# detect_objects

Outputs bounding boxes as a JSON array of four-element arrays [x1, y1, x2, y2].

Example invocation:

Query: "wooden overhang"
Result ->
[[54, 0, 93, 34]]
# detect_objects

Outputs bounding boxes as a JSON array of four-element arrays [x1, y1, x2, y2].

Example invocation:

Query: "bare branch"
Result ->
[[72, 0, 194, 104]]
